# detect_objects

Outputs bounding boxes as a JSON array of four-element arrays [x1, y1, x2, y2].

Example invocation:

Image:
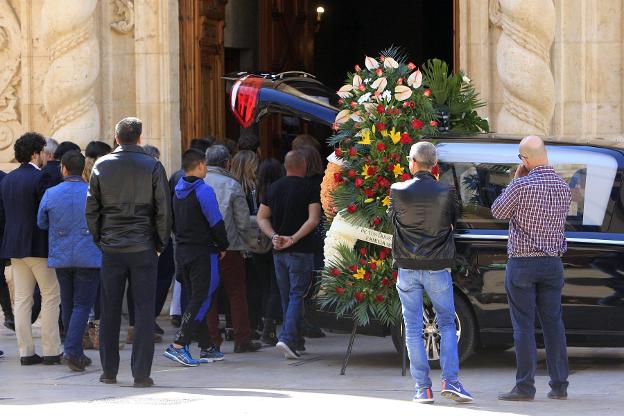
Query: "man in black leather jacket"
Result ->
[[86, 117, 171, 388], [388, 141, 473, 404]]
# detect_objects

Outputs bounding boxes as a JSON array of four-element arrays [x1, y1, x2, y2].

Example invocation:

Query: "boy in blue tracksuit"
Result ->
[[37, 150, 102, 372], [164, 149, 229, 366]]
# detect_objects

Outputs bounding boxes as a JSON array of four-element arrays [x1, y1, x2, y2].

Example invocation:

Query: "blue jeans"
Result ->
[[273, 252, 313, 345], [505, 256, 569, 396], [397, 268, 459, 389], [56, 268, 100, 358]]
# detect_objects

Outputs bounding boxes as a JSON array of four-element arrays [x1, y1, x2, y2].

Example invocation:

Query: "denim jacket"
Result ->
[[37, 177, 102, 268]]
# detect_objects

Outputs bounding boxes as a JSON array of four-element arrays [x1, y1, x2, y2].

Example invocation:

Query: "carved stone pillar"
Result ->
[[0, 0, 21, 159], [490, 0, 556, 136], [41, 0, 100, 148]]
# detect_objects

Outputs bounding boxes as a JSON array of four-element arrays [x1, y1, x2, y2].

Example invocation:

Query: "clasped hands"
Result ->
[[272, 234, 296, 251]]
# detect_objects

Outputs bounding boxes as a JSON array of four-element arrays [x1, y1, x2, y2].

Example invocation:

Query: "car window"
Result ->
[[436, 142, 619, 231]]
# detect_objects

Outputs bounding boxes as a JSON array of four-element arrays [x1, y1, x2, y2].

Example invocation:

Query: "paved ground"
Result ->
[[1, 317, 624, 415]]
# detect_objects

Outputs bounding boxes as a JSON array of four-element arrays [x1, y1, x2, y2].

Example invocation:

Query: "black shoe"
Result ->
[[81, 355, 93, 367], [260, 334, 278, 346], [498, 387, 534, 401], [224, 328, 235, 341], [547, 389, 567, 400], [302, 321, 325, 338], [154, 322, 165, 335], [99, 374, 117, 384], [170, 315, 181, 328], [133, 377, 154, 388], [42, 354, 63, 365], [250, 329, 261, 340], [234, 340, 262, 353], [295, 339, 306, 352], [21, 354, 43, 365], [66, 355, 85, 372], [0, 350, 4, 358], [3, 316, 15, 331]]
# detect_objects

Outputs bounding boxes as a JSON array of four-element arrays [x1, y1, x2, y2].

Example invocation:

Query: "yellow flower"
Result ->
[[364, 198, 374, 204], [382, 195, 390, 207], [372, 124, 376, 134], [357, 129, 371, 145], [393, 164, 405, 178], [353, 267, 366, 280], [361, 164, 371, 179], [373, 259, 384, 267], [381, 129, 389, 137], [389, 127, 401, 144]]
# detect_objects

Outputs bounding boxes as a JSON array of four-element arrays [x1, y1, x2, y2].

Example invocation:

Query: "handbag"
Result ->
[[248, 215, 272, 254]]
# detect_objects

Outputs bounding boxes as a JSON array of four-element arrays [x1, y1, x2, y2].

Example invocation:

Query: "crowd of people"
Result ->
[[0, 117, 325, 387]]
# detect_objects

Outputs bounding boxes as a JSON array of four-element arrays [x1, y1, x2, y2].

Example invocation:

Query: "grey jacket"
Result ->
[[204, 166, 252, 251]]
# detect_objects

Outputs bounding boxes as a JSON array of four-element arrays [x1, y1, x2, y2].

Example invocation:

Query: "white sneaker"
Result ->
[[276, 341, 300, 359]]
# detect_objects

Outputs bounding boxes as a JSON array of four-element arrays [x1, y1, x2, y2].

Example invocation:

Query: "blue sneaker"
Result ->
[[413, 387, 434, 404], [441, 380, 474, 403], [163, 345, 200, 367], [200, 346, 224, 362]]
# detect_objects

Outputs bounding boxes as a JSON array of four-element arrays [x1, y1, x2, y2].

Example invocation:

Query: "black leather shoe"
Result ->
[[133, 377, 154, 388], [66, 355, 85, 372], [3, 316, 15, 331], [0, 350, 4, 358], [154, 322, 165, 335], [234, 340, 262, 353], [99, 374, 117, 384], [20, 354, 43, 365], [42, 354, 63, 365], [81, 355, 93, 367], [170, 315, 181, 328], [547, 389, 567, 400], [498, 388, 534, 401]]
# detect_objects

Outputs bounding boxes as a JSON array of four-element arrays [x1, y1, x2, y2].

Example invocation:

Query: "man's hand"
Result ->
[[514, 164, 529, 179], [219, 251, 227, 260], [156, 251, 161, 257], [273, 235, 295, 251]]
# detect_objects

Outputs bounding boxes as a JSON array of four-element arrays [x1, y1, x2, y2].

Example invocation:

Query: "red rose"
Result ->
[[379, 251, 386, 260], [375, 68, 383, 76], [348, 264, 358, 273], [335, 148, 342, 157], [354, 292, 365, 303], [397, 78, 404, 85], [381, 157, 388, 164], [430, 120, 438, 127], [423, 89, 431, 97], [381, 278, 389, 287], [376, 142, 385, 152], [373, 91, 381, 99], [375, 122, 386, 131], [349, 147, 357, 157], [364, 188, 375, 198], [379, 55, 385, 61], [375, 294, 385, 303], [369, 261, 378, 270], [347, 204, 357, 213], [364, 272, 372, 281], [359, 258, 367, 265], [358, 84, 366, 91], [354, 178, 363, 188], [400, 133, 411, 145], [347, 169, 356, 178], [331, 267, 341, 276], [376, 104, 385, 115], [392, 270, 398, 280], [411, 119, 424, 130], [332, 123, 339, 131], [372, 217, 382, 226], [354, 64, 361, 72], [401, 173, 412, 182], [431, 164, 439, 177], [338, 99, 344, 105], [333, 172, 343, 183], [376, 175, 384, 184], [349, 101, 357, 108], [359, 247, 367, 256], [408, 62, 416, 70], [367, 166, 376, 176], [335, 287, 345, 295]]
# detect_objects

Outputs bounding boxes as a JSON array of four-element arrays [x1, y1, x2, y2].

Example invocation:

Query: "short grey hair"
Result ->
[[115, 117, 142, 144], [205, 144, 230, 168], [44, 138, 59, 155], [142, 144, 160, 160], [408, 141, 437, 169]]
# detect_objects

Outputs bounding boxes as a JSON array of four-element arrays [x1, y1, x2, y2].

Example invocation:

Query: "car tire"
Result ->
[[391, 292, 476, 368]]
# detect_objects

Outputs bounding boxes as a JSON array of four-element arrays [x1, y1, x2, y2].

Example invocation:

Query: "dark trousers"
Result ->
[[57, 268, 99, 357], [207, 251, 251, 346], [0, 259, 13, 321], [245, 256, 263, 329], [100, 250, 157, 380], [505, 256, 569, 396], [174, 251, 219, 348], [252, 252, 282, 320]]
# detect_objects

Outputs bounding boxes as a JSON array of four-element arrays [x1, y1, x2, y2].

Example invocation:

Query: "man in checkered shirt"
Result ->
[[491, 136, 571, 402]]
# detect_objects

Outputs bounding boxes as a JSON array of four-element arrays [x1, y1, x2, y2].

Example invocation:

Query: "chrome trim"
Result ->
[[453, 233, 624, 246]]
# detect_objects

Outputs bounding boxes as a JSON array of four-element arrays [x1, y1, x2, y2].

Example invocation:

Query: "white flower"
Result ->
[[407, 69, 423, 88], [462, 75, 471, 84], [350, 112, 363, 122], [394, 85, 412, 101], [381, 90, 392, 102], [365, 56, 379, 70], [371, 77, 387, 92], [335, 109, 351, 125], [362, 102, 376, 114], [383, 57, 399, 69], [337, 84, 353, 98], [352, 74, 363, 88], [357, 92, 372, 104], [363, 78, 371, 85]]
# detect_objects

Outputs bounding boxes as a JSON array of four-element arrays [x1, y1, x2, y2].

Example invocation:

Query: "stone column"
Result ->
[[489, 0, 556, 136], [41, 0, 100, 148], [0, 0, 21, 162]]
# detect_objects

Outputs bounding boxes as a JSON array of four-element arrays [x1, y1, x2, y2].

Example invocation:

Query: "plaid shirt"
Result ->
[[491, 165, 571, 257]]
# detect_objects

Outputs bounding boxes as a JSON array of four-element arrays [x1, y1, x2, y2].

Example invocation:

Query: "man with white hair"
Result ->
[[492, 136, 571, 401], [388, 141, 473, 404]]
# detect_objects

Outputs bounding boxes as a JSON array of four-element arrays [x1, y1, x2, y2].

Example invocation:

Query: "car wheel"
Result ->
[[391, 293, 476, 368]]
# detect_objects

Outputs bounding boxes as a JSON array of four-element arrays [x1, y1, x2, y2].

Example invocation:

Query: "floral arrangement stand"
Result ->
[[318, 47, 488, 375]]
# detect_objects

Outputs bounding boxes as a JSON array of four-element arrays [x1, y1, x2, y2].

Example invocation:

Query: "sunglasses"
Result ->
[[518, 154, 528, 161]]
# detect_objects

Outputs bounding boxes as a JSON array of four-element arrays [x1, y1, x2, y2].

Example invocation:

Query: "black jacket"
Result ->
[[388, 172, 458, 270], [86, 144, 171, 253], [41, 160, 63, 189]]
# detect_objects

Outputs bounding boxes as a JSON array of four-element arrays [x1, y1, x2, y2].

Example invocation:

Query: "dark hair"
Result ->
[[257, 158, 285, 202], [182, 149, 206, 173], [237, 133, 259, 152], [85, 141, 112, 159], [115, 117, 142, 144], [14, 132, 46, 164], [292, 134, 320, 151], [297, 145, 324, 177], [53, 141, 81, 160], [190, 138, 214, 154], [61, 150, 85, 176], [143, 144, 160, 159]]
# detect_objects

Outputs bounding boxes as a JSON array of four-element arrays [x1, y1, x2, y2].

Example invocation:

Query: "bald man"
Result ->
[[492, 136, 571, 401], [257, 150, 321, 359]]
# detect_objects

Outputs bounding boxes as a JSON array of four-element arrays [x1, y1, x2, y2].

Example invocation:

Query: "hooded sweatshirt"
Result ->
[[173, 176, 229, 255]]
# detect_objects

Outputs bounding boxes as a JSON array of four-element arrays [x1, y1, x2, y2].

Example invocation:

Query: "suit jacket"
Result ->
[[41, 160, 63, 190], [0, 164, 48, 259]]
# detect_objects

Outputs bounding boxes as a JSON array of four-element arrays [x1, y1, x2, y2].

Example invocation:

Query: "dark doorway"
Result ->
[[313, 0, 454, 91]]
